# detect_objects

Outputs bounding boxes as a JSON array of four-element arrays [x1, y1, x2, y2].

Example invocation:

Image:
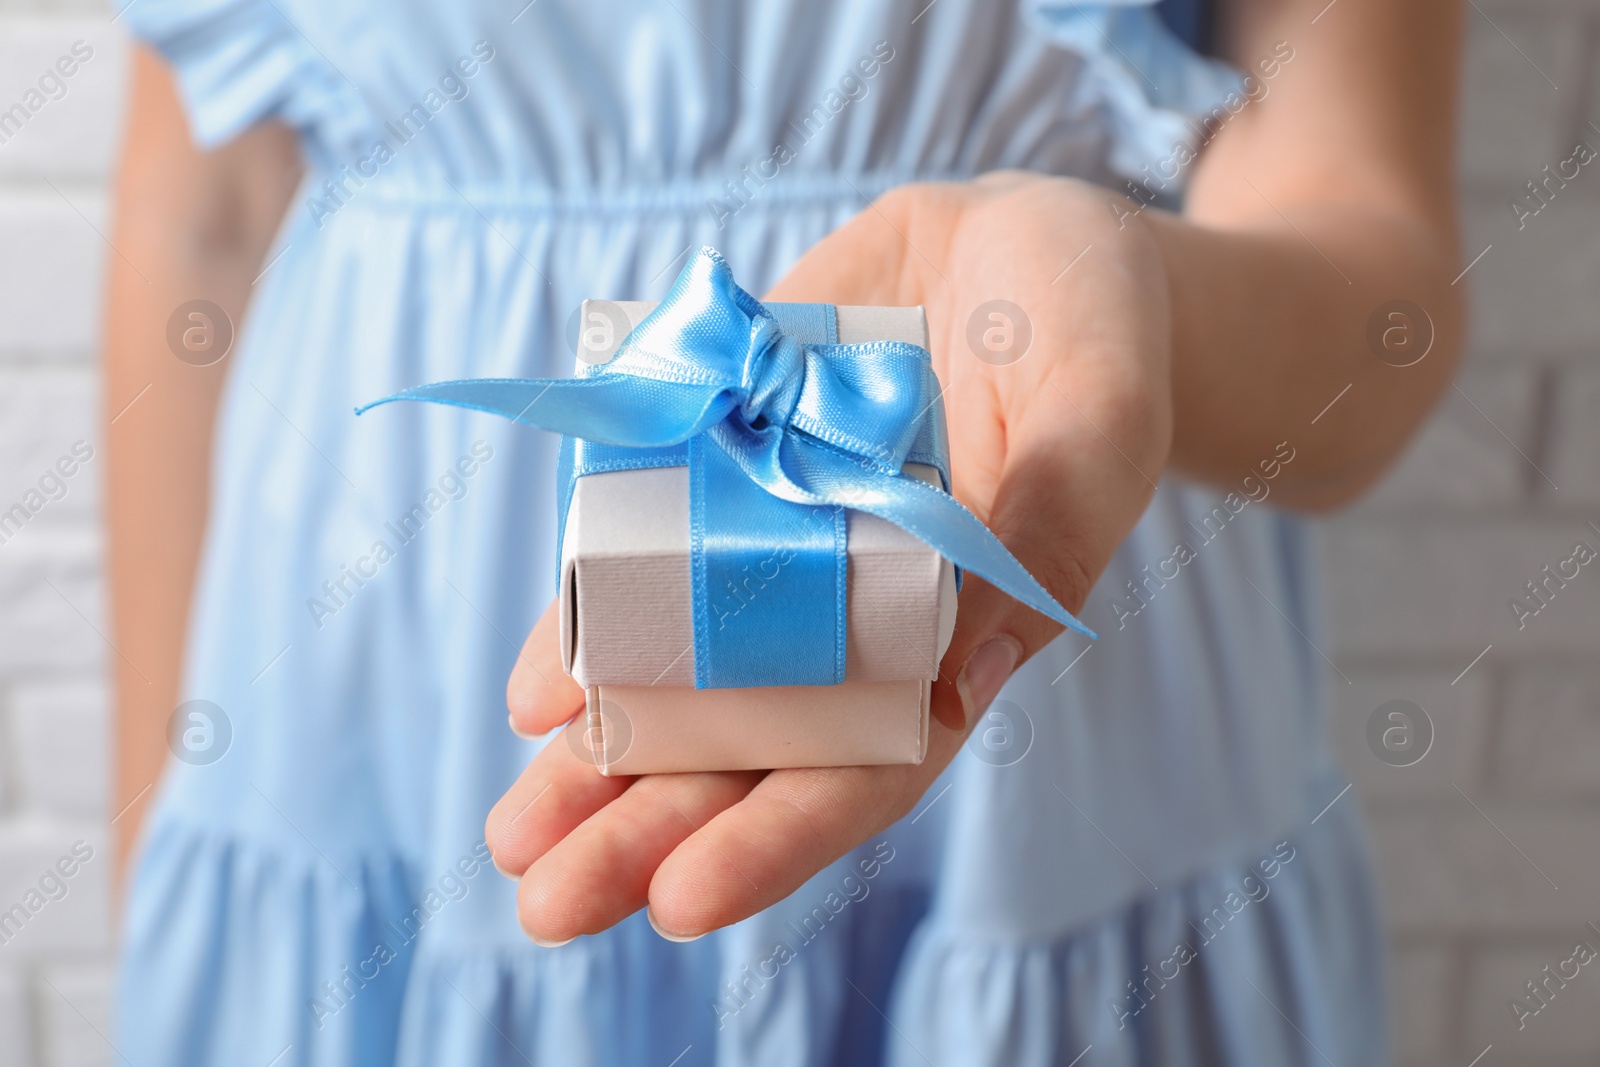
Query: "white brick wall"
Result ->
[[0, 965, 36, 1067], [0, 5, 123, 1066], [0, 2, 1597, 1066], [1327, 4, 1600, 1064], [35, 964, 112, 1067]]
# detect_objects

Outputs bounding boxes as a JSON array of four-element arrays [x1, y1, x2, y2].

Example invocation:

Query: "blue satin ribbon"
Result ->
[[358, 247, 1095, 689]]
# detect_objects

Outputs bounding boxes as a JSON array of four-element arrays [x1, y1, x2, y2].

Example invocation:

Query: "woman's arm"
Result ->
[[1155, 0, 1465, 508], [104, 48, 299, 887]]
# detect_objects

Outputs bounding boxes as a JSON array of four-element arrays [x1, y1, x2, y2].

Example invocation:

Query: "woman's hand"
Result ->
[[486, 172, 1173, 942], [484, 0, 1472, 941]]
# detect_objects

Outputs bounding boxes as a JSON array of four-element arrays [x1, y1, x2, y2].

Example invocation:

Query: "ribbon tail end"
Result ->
[[1036, 597, 1096, 640], [354, 394, 412, 417], [1064, 614, 1098, 641]]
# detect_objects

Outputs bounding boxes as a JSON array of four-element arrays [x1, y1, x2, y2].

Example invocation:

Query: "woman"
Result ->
[[105, 0, 1463, 1063]]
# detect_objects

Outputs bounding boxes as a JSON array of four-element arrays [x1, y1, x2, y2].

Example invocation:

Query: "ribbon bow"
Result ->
[[358, 247, 1094, 689]]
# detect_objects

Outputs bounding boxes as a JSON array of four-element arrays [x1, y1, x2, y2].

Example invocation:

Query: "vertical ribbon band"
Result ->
[[691, 302, 845, 687]]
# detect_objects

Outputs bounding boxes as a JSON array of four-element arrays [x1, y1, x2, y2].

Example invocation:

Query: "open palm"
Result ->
[[486, 172, 1173, 943]]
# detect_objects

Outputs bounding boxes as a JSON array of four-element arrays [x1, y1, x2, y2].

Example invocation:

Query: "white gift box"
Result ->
[[558, 301, 957, 774]]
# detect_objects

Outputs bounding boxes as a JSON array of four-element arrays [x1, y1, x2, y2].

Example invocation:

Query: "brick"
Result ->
[[1391, 943, 1454, 1061], [1369, 806, 1600, 934], [11, 680, 106, 821], [0, 722, 10, 820], [0, 367, 98, 524], [1460, 191, 1600, 359], [1328, 669, 1492, 800], [0, 1, 109, 15], [1457, 10, 1577, 188], [1323, 518, 1600, 657], [1399, 1055, 1580, 1067], [1497, 667, 1600, 796], [1355, 366, 1537, 511], [0, 966, 34, 1067], [0, 19, 127, 180], [1547, 367, 1600, 504], [1464, 939, 1600, 1058], [0, 530, 102, 676], [37, 962, 111, 1067], [0, 190, 103, 358], [0, 823, 108, 958]]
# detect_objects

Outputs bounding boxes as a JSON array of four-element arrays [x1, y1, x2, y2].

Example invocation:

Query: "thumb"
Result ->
[[930, 580, 1080, 738], [929, 445, 1105, 736]]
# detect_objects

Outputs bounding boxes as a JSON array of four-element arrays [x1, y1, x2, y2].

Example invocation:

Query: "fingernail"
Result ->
[[647, 908, 705, 943], [527, 931, 575, 949], [956, 636, 1022, 728], [491, 853, 519, 881], [508, 713, 539, 741]]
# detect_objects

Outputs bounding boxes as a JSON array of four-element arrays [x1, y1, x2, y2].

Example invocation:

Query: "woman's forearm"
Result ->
[[104, 49, 299, 887], [1147, 202, 1463, 510], [1147, 0, 1465, 510]]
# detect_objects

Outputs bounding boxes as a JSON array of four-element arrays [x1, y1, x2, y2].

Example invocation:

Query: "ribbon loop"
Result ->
[[358, 247, 1095, 690]]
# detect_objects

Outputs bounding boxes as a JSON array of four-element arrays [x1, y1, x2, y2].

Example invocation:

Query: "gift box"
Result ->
[[358, 248, 1092, 776], [558, 300, 958, 774]]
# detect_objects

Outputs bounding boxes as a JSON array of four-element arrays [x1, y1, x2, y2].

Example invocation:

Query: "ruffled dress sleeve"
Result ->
[[117, 0, 369, 163], [1028, 0, 1245, 189]]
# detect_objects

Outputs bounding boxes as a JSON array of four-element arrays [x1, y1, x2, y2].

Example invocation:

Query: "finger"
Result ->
[[646, 735, 961, 938], [644, 575, 1050, 938], [506, 599, 586, 737], [484, 728, 631, 878], [517, 770, 762, 943]]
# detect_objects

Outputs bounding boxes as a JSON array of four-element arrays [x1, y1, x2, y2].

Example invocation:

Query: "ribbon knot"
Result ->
[[735, 319, 803, 433], [358, 247, 1094, 690]]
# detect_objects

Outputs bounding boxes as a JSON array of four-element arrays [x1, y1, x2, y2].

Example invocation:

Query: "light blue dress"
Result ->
[[120, 1, 1387, 1064]]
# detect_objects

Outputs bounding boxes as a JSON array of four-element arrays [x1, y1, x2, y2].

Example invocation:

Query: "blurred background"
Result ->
[[0, 1, 1596, 1065]]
